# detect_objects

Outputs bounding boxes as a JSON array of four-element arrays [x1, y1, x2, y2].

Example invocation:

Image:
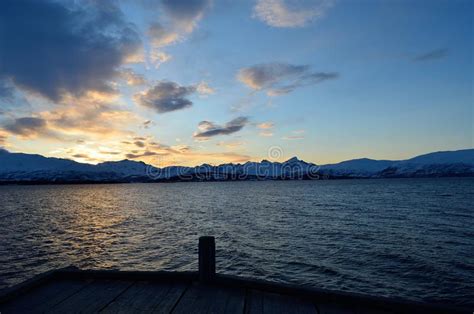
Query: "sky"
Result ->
[[0, 0, 472, 167]]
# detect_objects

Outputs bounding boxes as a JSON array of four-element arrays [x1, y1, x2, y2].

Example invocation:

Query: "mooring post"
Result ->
[[199, 236, 215, 282]]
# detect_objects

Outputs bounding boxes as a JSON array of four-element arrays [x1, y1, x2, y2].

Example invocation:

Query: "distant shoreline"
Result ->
[[1, 148, 473, 184], [1, 174, 473, 186]]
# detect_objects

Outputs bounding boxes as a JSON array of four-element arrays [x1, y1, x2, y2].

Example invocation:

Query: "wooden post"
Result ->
[[199, 236, 215, 282]]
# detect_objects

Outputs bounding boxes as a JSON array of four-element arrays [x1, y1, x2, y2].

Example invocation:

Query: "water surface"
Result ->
[[0, 178, 473, 307]]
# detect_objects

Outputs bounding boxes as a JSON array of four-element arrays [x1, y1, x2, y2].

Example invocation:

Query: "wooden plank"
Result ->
[[245, 289, 264, 314], [46, 279, 132, 313], [55, 268, 197, 282], [0, 279, 91, 314], [353, 306, 396, 314], [101, 281, 187, 314], [172, 283, 245, 314], [246, 289, 317, 314], [316, 303, 356, 314], [215, 274, 469, 314]]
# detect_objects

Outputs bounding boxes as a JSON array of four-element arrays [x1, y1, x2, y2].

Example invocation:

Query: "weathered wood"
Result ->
[[199, 236, 216, 282], [213, 274, 469, 314], [0, 278, 91, 314], [246, 289, 317, 314], [55, 268, 197, 283], [101, 281, 187, 314], [0, 267, 77, 304], [353, 306, 396, 314], [0, 272, 470, 314], [46, 279, 132, 313], [0, 235, 470, 314], [316, 302, 356, 314], [172, 283, 245, 314]]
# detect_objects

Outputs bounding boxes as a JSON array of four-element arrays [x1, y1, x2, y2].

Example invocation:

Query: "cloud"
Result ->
[[134, 81, 198, 113], [196, 82, 215, 95], [253, 0, 335, 28], [125, 151, 160, 159], [72, 153, 90, 159], [145, 1, 211, 67], [259, 131, 274, 137], [134, 140, 146, 147], [161, 0, 212, 32], [257, 121, 274, 137], [0, 0, 141, 102], [0, 134, 6, 146], [3, 117, 48, 137], [413, 49, 449, 62], [216, 141, 245, 148], [282, 135, 304, 140], [0, 81, 14, 100], [40, 92, 139, 139], [0, 80, 32, 113], [257, 122, 274, 129], [239, 63, 306, 90], [99, 150, 121, 155], [238, 62, 338, 96], [143, 120, 154, 129], [0, 92, 141, 146], [120, 69, 147, 86], [282, 129, 305, 140], [150, 51, 173, 68], [148, 23, 180, 47], [134, 81, 213, 113], [194, 117, 249, 138]]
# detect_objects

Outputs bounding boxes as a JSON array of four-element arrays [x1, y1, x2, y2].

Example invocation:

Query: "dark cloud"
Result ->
[[238, 62, 338, 96], [72, 153, 89, 159], [413, 49, 449, 62], [3, 117, 47, 136], [161, 0, 211, 21], [134, 140, 146, 147], [126, 151, 159, 159], [134, 81, 197, 113], [0, 80, 32, 112], [0, 81, 14, 100], [100, 150, 121, 155], [0, 0, 141, 102], [194, 117, 249, 138]]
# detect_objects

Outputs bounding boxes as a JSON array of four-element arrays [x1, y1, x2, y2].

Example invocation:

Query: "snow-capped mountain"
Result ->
[[319, 149, 474, 178], [319, 158, 394, 177], [0, 148, 472, 183]]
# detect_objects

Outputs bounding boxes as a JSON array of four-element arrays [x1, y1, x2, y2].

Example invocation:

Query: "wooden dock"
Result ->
[[0, 237, 469, 313]]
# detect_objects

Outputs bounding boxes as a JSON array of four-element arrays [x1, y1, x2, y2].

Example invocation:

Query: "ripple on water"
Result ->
[[0, 178, 473, 307]]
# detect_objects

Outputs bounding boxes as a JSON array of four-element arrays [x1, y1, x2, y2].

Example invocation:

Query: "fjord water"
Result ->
[[0, 179, 473, 307]]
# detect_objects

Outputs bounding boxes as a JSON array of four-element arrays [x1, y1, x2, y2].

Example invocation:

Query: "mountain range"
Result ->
[[0, 148, 473, 184]]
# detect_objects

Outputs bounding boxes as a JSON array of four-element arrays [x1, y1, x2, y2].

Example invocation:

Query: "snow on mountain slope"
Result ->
[[319, 149, 474, 177], [399, 149, 474, 165], [0, 149, 93, 172], [95, 160, 152, 176], [319, 158, 393, 177]]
